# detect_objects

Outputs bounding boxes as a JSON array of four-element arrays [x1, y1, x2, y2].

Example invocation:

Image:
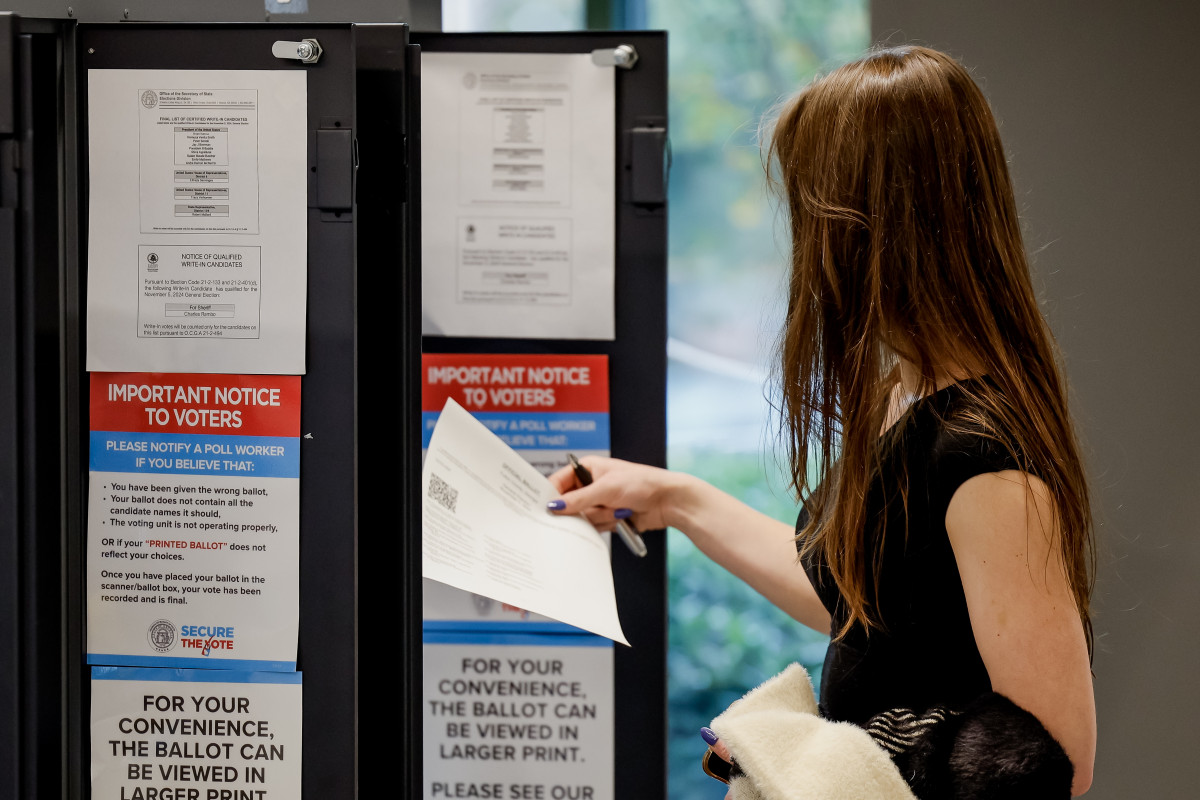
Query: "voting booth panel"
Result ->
[[0, 16, 423, 799], [79, 25, 423, 799], [417, 31, 669, 800], [0, 14, 666, 800]]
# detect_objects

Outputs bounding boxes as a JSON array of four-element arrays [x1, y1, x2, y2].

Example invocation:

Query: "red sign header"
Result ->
[[422, 354, 608, 413], [90, 372, 301, 437]]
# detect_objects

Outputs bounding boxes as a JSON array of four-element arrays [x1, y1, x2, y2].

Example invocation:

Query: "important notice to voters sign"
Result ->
[[422, 353, 609, 476], [87, 373, 300, 671], [422, 354, 611, 624], [91, 666, 302, 800]]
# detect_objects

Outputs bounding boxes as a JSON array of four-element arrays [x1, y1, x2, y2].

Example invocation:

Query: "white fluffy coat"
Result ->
[[710, 664, 917, 800]]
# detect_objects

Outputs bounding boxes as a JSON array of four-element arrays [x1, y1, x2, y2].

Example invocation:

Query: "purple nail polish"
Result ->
[[547, 499, 566, 511], [614, 507, 634, 520], [700, 726, 718, 746]]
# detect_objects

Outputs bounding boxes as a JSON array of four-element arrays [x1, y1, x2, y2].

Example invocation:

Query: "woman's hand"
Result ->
[[701, 727, 736, 799], [548, 456, 832, 634], [546, 456, 688, 533], [701, 726, 734, 763]]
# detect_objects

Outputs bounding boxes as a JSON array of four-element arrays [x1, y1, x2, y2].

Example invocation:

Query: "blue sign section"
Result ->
[[423, 631, 611, 647], [423, 620, 590, 635], [90, 431, 299, 478], [422, 412, 609, 450], [88, 653, 297, 672], [92, 665, 303, 684], [422, 621, 611, 648]]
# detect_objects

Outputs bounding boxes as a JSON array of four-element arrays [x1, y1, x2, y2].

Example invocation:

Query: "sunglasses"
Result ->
[[701, 747, 743, 784]]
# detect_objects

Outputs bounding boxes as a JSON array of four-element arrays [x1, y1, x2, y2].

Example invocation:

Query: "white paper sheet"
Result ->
[[91, 667, 302, 799], [421, 52, 616, 340], [422, 398, 628, 644], [423, 641, 614, 798], [86, 69, 307, 374]]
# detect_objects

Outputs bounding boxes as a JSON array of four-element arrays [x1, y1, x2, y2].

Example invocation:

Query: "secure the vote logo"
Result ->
[[179, 623, 236, 656]]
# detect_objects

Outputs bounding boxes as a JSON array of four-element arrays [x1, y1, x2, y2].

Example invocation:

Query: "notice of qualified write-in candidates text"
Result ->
[[422, 52, 616, 340], [87, 70, 307, 375]]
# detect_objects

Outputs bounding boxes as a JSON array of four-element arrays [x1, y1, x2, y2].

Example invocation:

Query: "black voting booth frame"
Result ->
[[414, 31, 670, 800], [0, 14, 668, 800], [0, 17, 425, 799]]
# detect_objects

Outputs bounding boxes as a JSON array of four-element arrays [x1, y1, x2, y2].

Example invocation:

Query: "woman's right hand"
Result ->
[[549, 456, 830, 632], [548, 455, 830, 632], [546, 456, 691, 534]]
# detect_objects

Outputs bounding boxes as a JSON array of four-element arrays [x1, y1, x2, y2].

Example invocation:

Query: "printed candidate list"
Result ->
[[87, 69, 307, 375]]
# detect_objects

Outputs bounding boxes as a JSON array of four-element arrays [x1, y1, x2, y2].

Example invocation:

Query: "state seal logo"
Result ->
[[141, 90, 158, 109], [147, 619, 176, 653]]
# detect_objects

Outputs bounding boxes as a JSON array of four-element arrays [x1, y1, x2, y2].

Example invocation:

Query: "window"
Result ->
[[442, 0, 587, 32], [644, 2, 868, 796]]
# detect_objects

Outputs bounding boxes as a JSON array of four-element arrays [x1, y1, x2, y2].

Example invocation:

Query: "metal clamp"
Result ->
[[590, 44, 638, 70], [272, 38, 323, 64]]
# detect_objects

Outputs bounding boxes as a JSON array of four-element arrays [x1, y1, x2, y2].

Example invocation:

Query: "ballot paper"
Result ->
[[422, 398, 628, 645]]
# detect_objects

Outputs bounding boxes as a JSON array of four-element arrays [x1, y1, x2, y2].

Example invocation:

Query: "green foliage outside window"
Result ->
[[647, 1, 868, 797], [665, 452, 831, 800]]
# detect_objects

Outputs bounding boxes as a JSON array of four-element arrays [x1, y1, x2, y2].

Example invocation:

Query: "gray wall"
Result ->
[[871, 2, 1200, 796]]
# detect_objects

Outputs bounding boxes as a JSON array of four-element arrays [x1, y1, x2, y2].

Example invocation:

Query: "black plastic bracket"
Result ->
[[312, 116, 353, 221], [627, 116, 668, 207]]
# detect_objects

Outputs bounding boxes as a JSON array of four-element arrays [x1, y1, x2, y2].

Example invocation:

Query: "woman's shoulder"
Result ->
[[915, 379, 1029, 494]]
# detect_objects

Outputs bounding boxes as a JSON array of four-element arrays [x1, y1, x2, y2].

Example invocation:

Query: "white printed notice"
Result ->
[[91, 667, 301, 800], [86, 69, 307, 374], [87, 372, 300, 671], [421, 52, 616, 340], [423, 640, 613, 800]]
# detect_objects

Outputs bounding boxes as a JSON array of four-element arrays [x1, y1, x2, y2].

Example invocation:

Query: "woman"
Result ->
[[548, 46, 1096, 796]]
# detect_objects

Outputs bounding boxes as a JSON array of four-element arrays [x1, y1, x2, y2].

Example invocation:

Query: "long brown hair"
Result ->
[[767, 46, 1094, 652]]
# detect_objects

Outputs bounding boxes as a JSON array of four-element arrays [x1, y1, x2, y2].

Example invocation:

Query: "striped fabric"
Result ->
[[865, 707, 960, 756]]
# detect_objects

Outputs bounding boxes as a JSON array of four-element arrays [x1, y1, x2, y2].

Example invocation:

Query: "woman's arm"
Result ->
[[946, 470, 1096, 796], [548, 457, 831, 633]]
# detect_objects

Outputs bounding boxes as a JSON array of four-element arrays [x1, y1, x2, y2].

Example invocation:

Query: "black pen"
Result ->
[[567, 453, 648, 557]]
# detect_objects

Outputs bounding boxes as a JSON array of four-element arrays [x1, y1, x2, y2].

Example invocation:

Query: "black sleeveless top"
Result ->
[[797, 381, 1023, 724]]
